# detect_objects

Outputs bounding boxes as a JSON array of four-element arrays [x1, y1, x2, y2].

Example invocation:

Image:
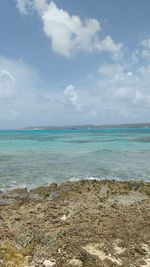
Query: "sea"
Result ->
[[0, 127, 150, 189]]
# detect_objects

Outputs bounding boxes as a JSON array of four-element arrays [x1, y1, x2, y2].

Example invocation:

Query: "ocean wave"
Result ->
[[69, 176, 122, 182], [69, 176, 150, 182]]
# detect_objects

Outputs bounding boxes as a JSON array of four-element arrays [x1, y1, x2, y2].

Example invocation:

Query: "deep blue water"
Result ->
[[0, 128, 150, 189]]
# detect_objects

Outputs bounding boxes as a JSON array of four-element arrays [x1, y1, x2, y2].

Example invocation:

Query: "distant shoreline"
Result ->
[[24, 122, 150, 130], [0, 122, 150, 131], [22, 122, 150, 130]]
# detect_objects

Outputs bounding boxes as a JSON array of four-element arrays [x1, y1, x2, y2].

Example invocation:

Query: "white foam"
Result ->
[[69, 176, 121, 182]]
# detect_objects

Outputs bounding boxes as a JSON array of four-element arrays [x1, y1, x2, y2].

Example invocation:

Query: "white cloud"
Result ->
[[42, 2, 100, 57], [131, 38, 150, 62], [0, 57, 42, 125], [94, 35, 123, 59], [140, 38, 150, 49], [16, 0, 123, 58], [0, 70, 17, 99], [96, 60, 150, 121], [98, 63, 123, 77], [15, 0, 33, 14], [138, 38, 150, 60], [0, 66, 29, 124], [64, 85, 82, 111]]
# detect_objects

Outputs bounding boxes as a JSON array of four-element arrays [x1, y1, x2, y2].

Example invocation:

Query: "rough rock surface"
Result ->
[[0, 180, 150, 267]]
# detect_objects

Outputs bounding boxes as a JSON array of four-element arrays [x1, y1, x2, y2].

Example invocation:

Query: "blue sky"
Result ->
[[0, 0, 150, 128]]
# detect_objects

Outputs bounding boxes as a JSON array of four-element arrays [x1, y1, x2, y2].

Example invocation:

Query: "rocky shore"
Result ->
[[0, 180, 150, 267]]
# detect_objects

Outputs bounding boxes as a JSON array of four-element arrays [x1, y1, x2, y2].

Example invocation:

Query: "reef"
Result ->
[[0, 180, 150, 266]]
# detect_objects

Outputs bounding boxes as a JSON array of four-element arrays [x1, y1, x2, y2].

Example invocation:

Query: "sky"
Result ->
[[0, 0, 150, 128]]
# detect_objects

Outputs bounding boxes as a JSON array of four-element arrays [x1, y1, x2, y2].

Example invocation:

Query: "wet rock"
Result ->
[[3, 188, 28, 199], [48, 187, 69, 201], [48, 191, 61, 201], [29, 193, 45, 201], [30, 183, 57, 198], [0, 198, 15, 205]]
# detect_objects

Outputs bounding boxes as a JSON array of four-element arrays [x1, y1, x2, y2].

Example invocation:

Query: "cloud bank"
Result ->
[[1, 42, 150, 128]]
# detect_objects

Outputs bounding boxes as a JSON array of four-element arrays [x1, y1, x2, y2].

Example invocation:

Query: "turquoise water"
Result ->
[[0, 128, 150, 189]]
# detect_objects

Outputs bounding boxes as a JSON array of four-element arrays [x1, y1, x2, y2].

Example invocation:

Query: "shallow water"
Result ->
[[0, 128, 150, 189]]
